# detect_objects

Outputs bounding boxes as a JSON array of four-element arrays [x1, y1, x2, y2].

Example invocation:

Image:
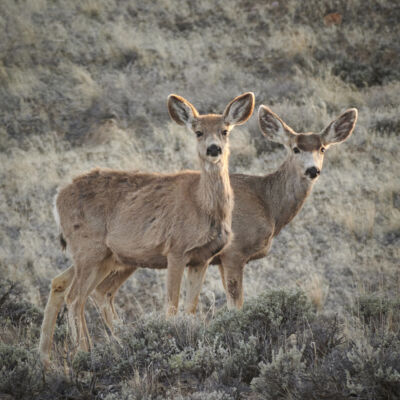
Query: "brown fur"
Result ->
[[39, 92, 255, 364], [296, 134, 322, 152], [90, 106, 357, 319]]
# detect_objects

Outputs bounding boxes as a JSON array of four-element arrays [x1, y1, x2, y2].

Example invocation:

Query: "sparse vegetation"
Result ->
[[1, 289, 400, 399], [1, 0, 399, 398]]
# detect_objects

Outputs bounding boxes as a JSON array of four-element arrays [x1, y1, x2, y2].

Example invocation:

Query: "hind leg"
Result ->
[[65, 257, 116, 352], [39, 266, 74, 367], [91, 266, 137, 334], [218, 264, 227, 292]]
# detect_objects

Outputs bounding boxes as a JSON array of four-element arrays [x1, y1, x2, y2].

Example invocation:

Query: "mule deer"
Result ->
[[39, 92, 255, 365], [90, 106, 357, 324]]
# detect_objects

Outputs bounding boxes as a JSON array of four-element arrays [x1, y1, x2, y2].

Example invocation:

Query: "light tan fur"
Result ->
[[90, 106, 357, 323], [39, 92, 255, 365]]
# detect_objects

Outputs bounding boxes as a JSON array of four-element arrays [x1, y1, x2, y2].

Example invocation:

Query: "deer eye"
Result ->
[[222, 130, 228, 136], [320, 147, 326, 153], [195, 131, 203, 138], [293, 147, 300, 154]]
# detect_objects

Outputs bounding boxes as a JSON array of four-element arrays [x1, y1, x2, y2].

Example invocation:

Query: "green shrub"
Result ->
[[169, 342, 222, 381], [250, 311, 400, 399], [3, 288, 400, 399], [170, 291, 315, 390], [345, 337, 400, 399], [88, 314, 202, 381], [356, 294, 400, 331], [81, 291, 315, 397], [251, 346, 306, 399], [206, 290, 314, 383], [181, 391, 233, 400], [72, 350, 92, 374], [0, 279, 43, 329], [0, 343, 44, 399], [300, 314, 345, 364], [208, 290, 314, 347]]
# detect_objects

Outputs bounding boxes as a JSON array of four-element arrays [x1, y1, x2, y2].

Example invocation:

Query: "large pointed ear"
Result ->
[[223, 92, 255, 126], [167, 94, 199, 126], [321, 108, 358, 146], [258, 105, 296, 146]]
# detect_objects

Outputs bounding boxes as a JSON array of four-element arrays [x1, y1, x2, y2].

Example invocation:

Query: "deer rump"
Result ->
[[57, 168, 229, 270]]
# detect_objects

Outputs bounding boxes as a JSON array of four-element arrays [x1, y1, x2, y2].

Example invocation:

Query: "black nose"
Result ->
[[305, 166, 320, 179], [206, 144, 222, 157]]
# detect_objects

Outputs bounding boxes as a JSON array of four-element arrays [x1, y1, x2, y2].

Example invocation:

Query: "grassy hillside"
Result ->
[[0, 0, 399, 398]]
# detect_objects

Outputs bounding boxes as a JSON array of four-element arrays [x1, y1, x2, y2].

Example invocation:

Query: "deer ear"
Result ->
[[321, 108, 358, 146], [258, 105, 296, 146], [167, 94, 199, 126], [223, 92, 255, 126]]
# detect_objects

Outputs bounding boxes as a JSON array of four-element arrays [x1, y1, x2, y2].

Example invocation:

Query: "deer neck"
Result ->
[[197, 152, 233, 229], [264, 157, 314, 234]]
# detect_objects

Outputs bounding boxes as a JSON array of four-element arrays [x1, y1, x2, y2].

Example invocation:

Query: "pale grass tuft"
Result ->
[[339, 199, 376, 241], [84, 119, 129, 146], [263, 26, 316, 58], [301, 274, 329, 312]]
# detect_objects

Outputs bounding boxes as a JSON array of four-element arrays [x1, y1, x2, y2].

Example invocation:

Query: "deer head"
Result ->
[[258, 106, 358, 180], [168, 93, 255, 165]]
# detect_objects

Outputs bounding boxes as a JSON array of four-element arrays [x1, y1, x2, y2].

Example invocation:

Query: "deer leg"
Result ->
[[218, 264, 227, 292], [184, 263, 209, 314], [65, 257, 115, 352], [91, 266, 137, 334], [220, 258, 245, 309], [39, 266, 75, 367], [166, 254, 187, 316]]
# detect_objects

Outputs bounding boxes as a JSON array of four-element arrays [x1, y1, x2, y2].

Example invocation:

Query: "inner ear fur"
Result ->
[[223, 92, 255, 126], [258, 105, 296, 145], [167, 94, 199, 126], [321, 108, 358, 146]]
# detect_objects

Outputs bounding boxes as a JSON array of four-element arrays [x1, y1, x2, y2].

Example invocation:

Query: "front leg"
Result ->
[[166, 253, 187, 316], [220, 256, 245, 309], [184, 263, 209, 314]]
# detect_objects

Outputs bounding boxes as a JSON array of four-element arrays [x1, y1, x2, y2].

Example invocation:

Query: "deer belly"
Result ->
[[107, 233, 168, 269], [112, 249, 168, 269]]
